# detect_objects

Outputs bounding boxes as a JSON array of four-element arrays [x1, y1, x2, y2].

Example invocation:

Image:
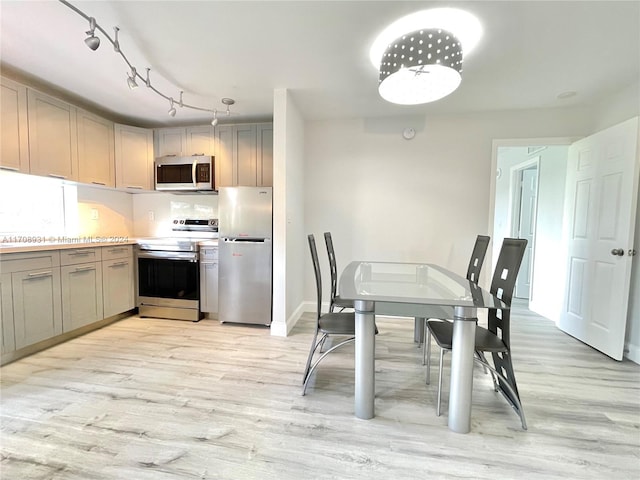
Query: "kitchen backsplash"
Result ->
[[132, 193, 218, 237], [0, 170, 217, 241]]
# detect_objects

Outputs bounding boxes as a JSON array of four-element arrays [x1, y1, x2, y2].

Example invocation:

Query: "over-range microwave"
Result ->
[[154, 155, 216, 192]]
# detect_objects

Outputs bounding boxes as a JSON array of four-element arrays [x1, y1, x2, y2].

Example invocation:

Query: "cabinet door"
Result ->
[[102, 257, 134, 317], [77, 110, 115, 187], [1, 273, 15, 354], [0, 77, 29, 173], [215, 125, 234, 187], [257, 124, 273, 187], [115, 124, 154, 190], [12, 268, 62, 349], [61, 262, 104, 332], [156, 127, 186, 156], [200, 261, 218, 314], [186, 126, 214, 156], [27, 89, 78, 180], [235, 124, 258, 186]]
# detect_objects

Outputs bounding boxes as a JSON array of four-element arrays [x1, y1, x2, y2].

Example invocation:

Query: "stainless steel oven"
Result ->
[[136, 219, 218, 321]]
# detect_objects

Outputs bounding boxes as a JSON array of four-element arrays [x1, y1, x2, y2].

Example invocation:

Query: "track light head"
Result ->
[[84, 18, 100, 50], [168, 98, 177, 117], [145, 68, 151, 87], [127, 67, 138, 89], [211, 110, 219, 126], [113, 26, 120, 53]]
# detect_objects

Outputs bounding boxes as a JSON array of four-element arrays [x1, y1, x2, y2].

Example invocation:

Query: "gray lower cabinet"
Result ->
[[1, 273, 15, 354], [102, 246, 134, 318], [12, 267, 63, 349], [61, 262, 104, 332], [200, 246, 218, 315]]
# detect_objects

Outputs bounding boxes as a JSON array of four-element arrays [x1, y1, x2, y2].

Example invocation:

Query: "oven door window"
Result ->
[[156, 164, 193, 184], [138, 257, 199, 300]]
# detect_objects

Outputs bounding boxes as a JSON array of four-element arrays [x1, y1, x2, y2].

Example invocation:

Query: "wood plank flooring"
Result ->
[[1, 307, 638, 479]]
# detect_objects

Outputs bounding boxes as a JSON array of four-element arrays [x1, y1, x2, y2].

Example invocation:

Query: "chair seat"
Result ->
[[427, 320, 507, 353], [333, 295, 354, 309], [319, 312, 356, 335]]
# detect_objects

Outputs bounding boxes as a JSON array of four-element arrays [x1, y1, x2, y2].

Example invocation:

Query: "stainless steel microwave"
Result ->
[[154, 155, 216, 192]]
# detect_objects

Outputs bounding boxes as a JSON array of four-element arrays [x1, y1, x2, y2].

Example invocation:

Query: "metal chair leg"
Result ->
[[436, 348, 445, 416], [425, 328, 432, 384]]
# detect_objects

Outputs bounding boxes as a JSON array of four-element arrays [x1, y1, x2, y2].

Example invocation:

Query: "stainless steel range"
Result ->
[[136, 219, 218, 321]]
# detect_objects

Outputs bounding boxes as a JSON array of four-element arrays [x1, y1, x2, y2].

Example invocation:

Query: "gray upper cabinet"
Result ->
[[0, 77, 29, 173], [156, 126, 215, 157], [77, 109, 115, 187], [27, 89, 78, 181], [115, 124, 154, 191], [215, 123, 272, 187]]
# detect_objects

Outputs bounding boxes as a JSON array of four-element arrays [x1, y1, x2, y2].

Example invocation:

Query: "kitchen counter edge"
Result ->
[[0, 240, 138, 254]]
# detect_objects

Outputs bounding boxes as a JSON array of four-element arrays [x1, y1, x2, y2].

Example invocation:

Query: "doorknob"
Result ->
[[611, 248, 624, 256]]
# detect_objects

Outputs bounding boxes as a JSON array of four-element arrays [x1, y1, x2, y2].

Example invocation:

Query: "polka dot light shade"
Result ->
[[378, 28, 463, 105]]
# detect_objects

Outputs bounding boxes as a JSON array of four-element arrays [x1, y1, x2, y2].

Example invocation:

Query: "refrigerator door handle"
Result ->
[[223, 238, 269, 243]]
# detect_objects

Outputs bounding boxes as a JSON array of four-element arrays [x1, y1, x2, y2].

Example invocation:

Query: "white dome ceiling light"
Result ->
[[370, 8, 482, 105]]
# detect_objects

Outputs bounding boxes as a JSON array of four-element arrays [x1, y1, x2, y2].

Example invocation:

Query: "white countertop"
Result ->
[[0, 238, 137, 254]]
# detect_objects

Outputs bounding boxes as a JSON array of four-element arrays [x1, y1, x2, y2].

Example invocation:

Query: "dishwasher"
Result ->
[[199, 242, 219, 318]]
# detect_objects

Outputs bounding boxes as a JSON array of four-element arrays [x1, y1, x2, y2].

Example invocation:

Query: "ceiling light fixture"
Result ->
[[211, 110, 219, 126], [59, 0, 235, 121], [370, 8, 482, 105], [112, 26, 120, 53], [127, 67, 138, 89], [84, 17, 100, 51], [168, 98, 176, 117]]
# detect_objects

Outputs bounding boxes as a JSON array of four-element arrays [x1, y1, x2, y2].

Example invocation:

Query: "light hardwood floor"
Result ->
[[1, 307, 638, 479]]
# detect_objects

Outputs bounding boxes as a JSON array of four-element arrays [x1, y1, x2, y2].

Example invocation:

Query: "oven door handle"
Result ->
[[137, 250, 198, 262]]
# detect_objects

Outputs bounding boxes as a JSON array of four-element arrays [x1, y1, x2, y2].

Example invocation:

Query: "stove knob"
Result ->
[[180, 219, 185, 224], [173, 220, 178, 224]]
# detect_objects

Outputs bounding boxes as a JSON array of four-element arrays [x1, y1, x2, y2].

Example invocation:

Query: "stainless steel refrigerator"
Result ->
[[218, 186, 272, 325]]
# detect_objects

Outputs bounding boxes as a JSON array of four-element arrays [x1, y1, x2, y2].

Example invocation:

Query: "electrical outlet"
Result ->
[[148, 211, 155, 221], [90, 208, 99, 220]]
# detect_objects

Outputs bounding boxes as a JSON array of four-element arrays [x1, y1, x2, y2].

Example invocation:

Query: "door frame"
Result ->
[[488, 137, 577, 291], [510, 157, 540, 300]]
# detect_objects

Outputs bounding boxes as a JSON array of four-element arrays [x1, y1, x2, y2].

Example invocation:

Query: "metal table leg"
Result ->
[[448, 306, 477, 433], [354, 300, 375, 419]]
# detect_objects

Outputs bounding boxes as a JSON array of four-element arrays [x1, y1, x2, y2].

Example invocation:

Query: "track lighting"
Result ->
[[60, 0, 236, 121], [127, 67, 138, 89], [222, 97, 235, 116], [84, 17, 100, 50], [113, 26, 120, 53]]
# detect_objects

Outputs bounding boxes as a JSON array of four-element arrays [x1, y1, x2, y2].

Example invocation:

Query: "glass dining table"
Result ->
[[339, 261, 507, 434]]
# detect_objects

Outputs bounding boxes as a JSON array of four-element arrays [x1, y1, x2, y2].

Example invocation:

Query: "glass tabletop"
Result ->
[[339, 261, 507, 310]]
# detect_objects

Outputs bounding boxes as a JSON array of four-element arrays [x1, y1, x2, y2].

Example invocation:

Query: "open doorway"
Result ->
[[490, 140, 571, 320]]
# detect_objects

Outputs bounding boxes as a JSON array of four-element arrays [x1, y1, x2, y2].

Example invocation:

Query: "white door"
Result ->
[[559, 117, 639, 360], [515, 166, 538, 299]]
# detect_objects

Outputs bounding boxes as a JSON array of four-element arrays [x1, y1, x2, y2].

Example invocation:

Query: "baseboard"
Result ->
[[270, 301, 310, 337], [624, 341, 640, 365]]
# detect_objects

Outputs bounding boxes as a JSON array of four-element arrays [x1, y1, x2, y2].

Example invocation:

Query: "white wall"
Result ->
[[304, 107, 594, 301], [271, 89, 306, 336]]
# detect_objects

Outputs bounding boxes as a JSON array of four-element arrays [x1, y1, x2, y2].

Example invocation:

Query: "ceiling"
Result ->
[[1, 1, 638, 128]]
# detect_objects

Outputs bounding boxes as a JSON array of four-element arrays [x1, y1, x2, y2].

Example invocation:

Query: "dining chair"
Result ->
[[301, 234, 358, 395], [423, 234, 490, 369], [324, 232, 354, 313], [425, 238, 528, 429]]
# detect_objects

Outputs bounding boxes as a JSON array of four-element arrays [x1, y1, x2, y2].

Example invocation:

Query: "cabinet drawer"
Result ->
[[0, 250, 60, 274], [101, 245, 133, 261], [200, 246, 218, 262], [60, 248, 101, 266]]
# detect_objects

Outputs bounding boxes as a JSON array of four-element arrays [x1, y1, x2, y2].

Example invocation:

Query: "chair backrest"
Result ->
[[308, 234, 323, 321], [324, 232, 339, 309], [487, 237, 527, 404], [466, 235, 490, 283]]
